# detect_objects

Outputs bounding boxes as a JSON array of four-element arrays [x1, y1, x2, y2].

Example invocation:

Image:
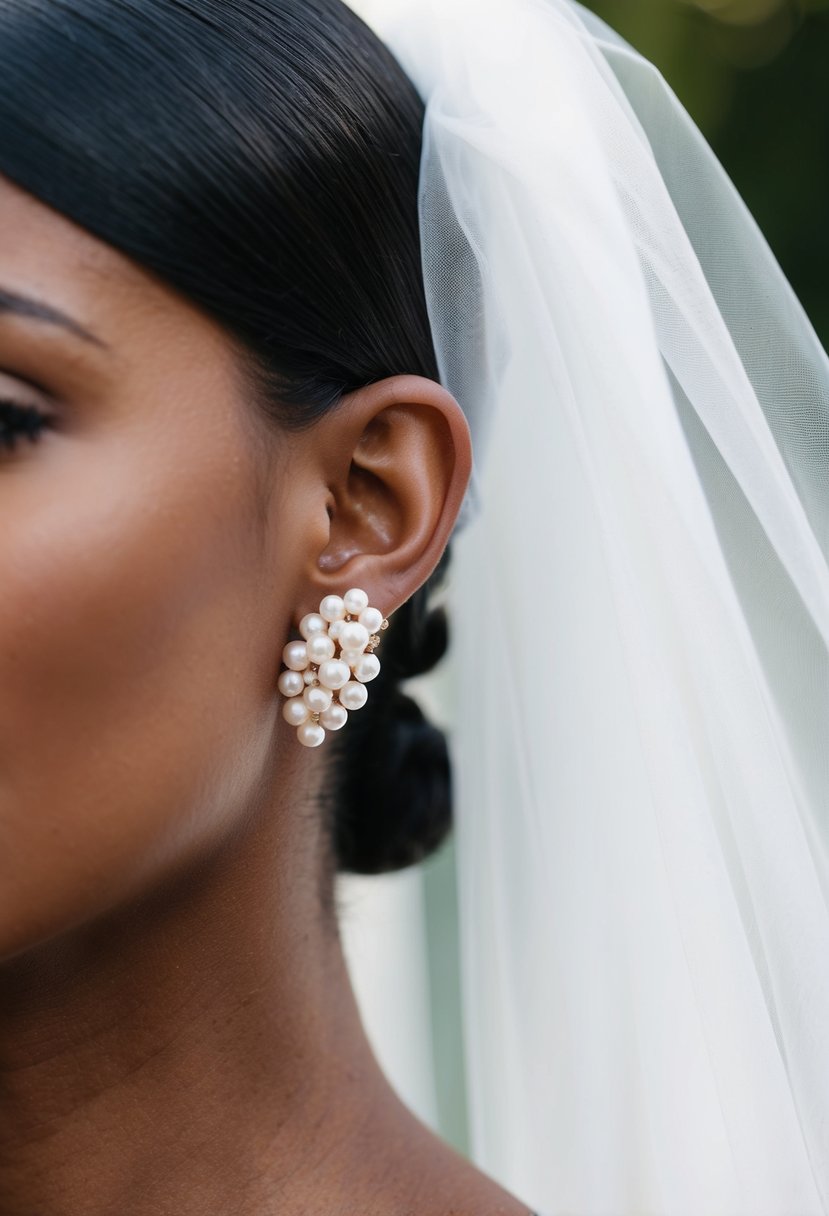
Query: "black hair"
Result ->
[[0, 0, 453, 875]]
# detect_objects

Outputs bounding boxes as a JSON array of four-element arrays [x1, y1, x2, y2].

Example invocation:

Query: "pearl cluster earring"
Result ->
[[278, 588, 389, 748]]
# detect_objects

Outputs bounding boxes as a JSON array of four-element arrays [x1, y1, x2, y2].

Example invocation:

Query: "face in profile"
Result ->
[[0, 173, 306, 963], [0, 0, 472, 975], [0, 163, 472, 972]]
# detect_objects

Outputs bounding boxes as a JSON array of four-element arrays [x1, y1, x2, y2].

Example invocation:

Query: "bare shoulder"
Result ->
[[378, 1106, 536, 1216], [274, 1076, 536, 1216]]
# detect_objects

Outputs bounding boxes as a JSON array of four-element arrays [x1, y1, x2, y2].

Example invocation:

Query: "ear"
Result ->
[[295, 374, 472, 622]]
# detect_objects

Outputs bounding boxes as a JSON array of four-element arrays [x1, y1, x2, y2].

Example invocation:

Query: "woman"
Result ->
[[1, 0, 827, 1213], [0, 0, 527, 1211]]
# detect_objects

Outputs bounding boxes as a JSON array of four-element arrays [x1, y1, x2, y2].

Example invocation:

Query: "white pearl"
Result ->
[[354, 653, 381, 683], [339, 681, 368, 711], [304, 684, 332, 714], [299, 613, 327, 640], [283, 697, 310, 726], [343, 588, 369, 615], [339, 647, 364, 668], [340, 620, 369, 652], [328, 619, 345, 641], [297, 721, 326, 748], [278, 670, 304, 698], [304, 670, 318, 685], [282, 640, 310, 672], [306, 633, 336, 664], [359, 606, 384, 634], [320, 595, 346, 622], [317, 658, 351, 690], [320, 703, 348, 731]]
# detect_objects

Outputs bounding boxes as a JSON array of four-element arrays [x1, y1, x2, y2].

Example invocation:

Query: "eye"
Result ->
[[0, 398, 56, 453]]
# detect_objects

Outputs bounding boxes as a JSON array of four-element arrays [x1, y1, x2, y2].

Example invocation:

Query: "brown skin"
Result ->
[[0, 173, 532, 1216]]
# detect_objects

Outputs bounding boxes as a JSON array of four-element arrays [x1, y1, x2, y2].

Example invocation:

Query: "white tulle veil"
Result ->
[[345, 0, 829, 1211]]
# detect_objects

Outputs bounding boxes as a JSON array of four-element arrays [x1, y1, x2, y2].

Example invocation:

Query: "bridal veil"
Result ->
[[346, 1, 829, 1210]]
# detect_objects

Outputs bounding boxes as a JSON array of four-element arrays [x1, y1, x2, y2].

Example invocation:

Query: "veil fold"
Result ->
[[349, 1, 829, 1210]]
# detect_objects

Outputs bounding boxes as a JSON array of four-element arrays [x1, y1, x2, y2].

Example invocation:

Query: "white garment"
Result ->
[[347, 0, 829, 1211]]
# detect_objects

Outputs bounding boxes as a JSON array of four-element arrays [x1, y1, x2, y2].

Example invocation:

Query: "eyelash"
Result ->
[[0, 398, 55, 452]]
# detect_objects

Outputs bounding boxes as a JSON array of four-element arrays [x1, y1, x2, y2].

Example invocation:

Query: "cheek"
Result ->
[[0, 429, 279, 959]]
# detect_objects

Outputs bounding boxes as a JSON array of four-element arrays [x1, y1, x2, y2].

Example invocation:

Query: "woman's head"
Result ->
[[0, 0, 471, 963]]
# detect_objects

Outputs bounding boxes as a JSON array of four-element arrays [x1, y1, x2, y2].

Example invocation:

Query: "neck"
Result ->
[[0, 808, 407, 1216]]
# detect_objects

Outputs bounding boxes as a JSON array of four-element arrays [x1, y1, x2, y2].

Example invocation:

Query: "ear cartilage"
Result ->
[[279, 589, 388, 747]]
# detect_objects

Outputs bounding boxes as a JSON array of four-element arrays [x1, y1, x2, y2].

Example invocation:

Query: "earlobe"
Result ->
[[305, 374, 472, 616]]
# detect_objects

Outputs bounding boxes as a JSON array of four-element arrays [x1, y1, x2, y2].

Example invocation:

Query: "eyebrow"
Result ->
[[0, 286, 108, 349]]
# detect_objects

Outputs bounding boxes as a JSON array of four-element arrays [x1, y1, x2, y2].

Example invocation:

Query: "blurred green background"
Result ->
[[583, 0, 829, 342], [422, 0, 829, 1156]]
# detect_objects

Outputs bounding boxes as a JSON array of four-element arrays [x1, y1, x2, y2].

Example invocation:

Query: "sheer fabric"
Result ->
[[348, 0, 829, 1210]]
